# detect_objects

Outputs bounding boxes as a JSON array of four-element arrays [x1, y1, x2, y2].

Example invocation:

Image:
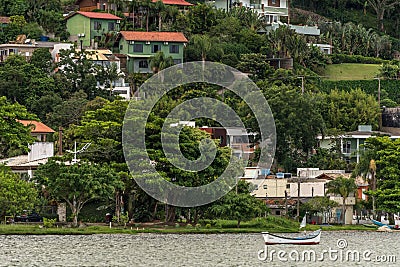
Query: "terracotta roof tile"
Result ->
[[152, 0, 193, 6], [120, 31, 188, 42], [17, 120, 55, 133], [0, 16, 10, 24], [76, 11, 122, 20]]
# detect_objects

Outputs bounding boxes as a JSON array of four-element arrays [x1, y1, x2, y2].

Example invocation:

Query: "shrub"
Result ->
[[329, 54, 388, 64], [43, 217, 56, 228]]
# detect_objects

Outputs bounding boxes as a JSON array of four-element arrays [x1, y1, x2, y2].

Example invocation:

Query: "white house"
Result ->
[[0, 120, 55, 178]]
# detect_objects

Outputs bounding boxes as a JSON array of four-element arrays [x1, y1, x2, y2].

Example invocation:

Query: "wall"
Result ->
[[28, 142, 54, 162], [67, 15, 91, 47]]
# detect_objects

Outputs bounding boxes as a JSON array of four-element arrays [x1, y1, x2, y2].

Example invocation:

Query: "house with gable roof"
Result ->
[[66, 11, 122, 48], [117, 31, 187, 73], [0, 120, 55, 178]]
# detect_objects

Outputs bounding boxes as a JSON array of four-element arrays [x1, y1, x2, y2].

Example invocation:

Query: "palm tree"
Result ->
[[192, 34, 211, 62], [128, 0, 138, 30], [369, 159, 377, 218], [153, 0, 166, 31], [326, 176, 357, 224], [150, 51, 174, 73]]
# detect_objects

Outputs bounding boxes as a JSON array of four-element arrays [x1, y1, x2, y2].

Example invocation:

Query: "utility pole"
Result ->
[[297, 177, 301, 221], [58, 126, 63, 155], [284, 190, 288, 217]]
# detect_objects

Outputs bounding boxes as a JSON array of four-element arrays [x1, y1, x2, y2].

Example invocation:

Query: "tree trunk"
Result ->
[[128, 193, 134, 220], [132, 5, 135, 30], [342, 197, 347, 225], [71, 196, 79, 227], [237, 219, 241, 228], [146, 8, 149, 32], [166, 205, 175, 223], [158, 12, 162, 31], [152, 202, 158, 219], [115, 192, 121, 223]]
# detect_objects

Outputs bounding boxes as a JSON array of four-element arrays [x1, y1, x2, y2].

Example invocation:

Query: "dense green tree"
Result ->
[[210, 180, 266, 227], [320, 88, 380, 132], [46, 91, 89, 129], [55, 48, 102, 99], [258, 84, 325, 171], [30, 48, 53, 73], [359, 137, 400, 214], [236, 53, 274, 81], [301, 196, 338, 216], [65, 99, 128, 163], [35, 159, 123, 226], [0, 54, 56, 110], [0, 165, 38, 218], [0, 96, 37, 159]]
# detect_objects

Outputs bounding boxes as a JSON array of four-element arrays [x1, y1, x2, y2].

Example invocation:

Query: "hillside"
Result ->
[[323, 63, 381, 81], [291, 0, 400, 41]]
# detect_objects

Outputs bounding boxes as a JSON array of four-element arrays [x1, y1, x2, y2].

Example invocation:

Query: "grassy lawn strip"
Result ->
[[324, 63, 381, 81], [0, 217, 378, 235]]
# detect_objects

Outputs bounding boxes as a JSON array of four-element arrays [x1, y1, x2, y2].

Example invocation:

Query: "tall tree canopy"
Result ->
[[35, 159, 123, 226], [0, 96, 37, 158]]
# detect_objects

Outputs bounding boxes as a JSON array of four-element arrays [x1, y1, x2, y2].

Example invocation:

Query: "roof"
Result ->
[[68, 11, 122, 20], [17, 120, 55, 133], [120, 31, 188, 42], [0, 16, 10, 24], [152, 0, 193, 6]]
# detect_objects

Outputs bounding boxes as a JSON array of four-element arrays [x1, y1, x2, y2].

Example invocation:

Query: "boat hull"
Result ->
[[262, 230, 321, 245]]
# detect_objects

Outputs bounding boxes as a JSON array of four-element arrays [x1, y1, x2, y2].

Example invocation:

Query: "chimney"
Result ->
[[58, 126, 63, 155]]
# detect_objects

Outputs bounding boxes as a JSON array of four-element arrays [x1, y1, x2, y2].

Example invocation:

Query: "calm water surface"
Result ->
[[0, 231, 398, 266]]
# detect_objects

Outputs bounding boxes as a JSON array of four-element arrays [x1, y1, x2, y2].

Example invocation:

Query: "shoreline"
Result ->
[[0, 224, 381, 235]]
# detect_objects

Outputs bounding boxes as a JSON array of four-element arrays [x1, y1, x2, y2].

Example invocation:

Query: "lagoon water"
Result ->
[[0, 231, 399, 266]]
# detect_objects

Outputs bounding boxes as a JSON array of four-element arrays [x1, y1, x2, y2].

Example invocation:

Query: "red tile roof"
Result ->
[[18, 120, 55, 133], [120, 31, 188, 42], [0, 16, 10, 24], [152, 0, 193, 6], [76, 11, 122, 20]]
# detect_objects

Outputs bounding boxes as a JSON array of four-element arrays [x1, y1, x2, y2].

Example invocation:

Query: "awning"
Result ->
[[126, 54, 152, 58]]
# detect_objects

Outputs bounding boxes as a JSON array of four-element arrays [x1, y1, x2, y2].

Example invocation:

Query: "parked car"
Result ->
[[14, 211, 43, 222]]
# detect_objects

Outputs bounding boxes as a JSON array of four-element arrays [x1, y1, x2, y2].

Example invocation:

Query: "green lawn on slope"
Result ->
[[324, 63, 381, 81]]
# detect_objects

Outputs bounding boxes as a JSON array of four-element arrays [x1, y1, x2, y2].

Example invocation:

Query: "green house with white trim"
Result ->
[[118, 31, 187, 73], [66, 11, 122, 48]]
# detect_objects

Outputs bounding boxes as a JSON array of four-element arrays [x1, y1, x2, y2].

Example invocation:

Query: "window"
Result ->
[[108, 22, 115, 31], [272, 0, 276, 4], [152, 44, 161, 53], [120, 44, 123, 50], [342, 141, 351, 154], [139, 60, 148, 69], [233, 136, 244, 143], [94, 21, 101, 30], [133, 44, 143, 53], [169, 45, 179, 54], [173, 59, 181, 65], [286, 184, 290, 189]]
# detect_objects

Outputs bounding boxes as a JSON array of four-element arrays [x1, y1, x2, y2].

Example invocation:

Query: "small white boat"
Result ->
[[262, 229, 321, 245]]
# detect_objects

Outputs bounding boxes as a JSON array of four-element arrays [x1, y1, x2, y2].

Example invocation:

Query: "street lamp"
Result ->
[[263, 184, 268, 216], [77, 33, 85, 51]]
